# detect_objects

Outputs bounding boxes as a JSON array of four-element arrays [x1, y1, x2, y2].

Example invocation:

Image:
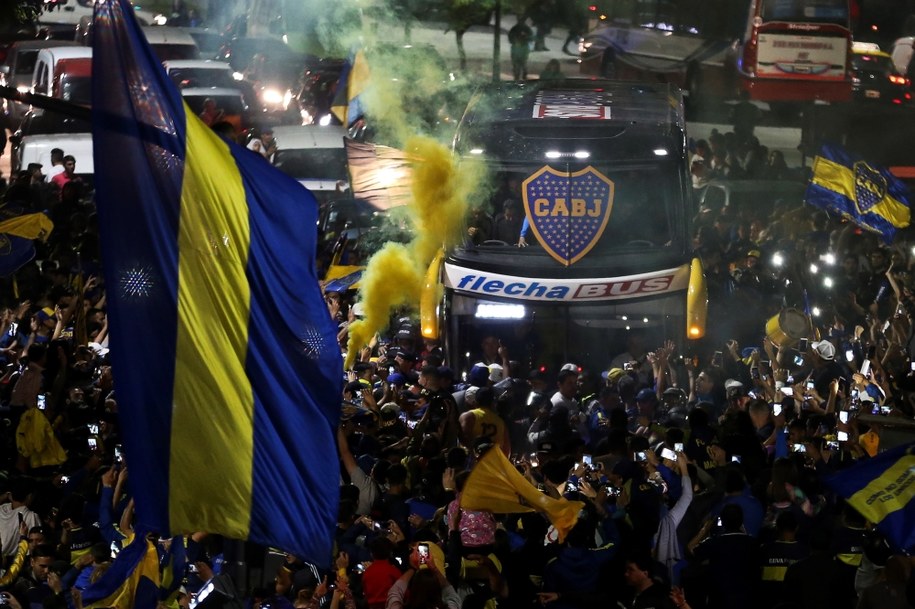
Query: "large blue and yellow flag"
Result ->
[[91, 0, 342, 562], [824, 442, 915, 552], [81, 533, 160, 609], [330, 50, 369, 128], [805, 143, 912, 244]]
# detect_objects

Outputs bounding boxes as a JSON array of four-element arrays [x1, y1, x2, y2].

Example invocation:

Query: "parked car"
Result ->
[[182, 27, 224, 60], [181, 87, 250, 135], [30, 46, 91, 101], [851, 42, 911, 105], [270, 125, 348, 200], [0, 40, 70, 127], [142, 27, 200, 62], [165, 59, 260, 114], [10, 108, 92, 174]]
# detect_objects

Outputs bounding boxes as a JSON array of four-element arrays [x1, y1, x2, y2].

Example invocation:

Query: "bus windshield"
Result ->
[[462, 159, 681, 256], [760, 0, 849, 25]]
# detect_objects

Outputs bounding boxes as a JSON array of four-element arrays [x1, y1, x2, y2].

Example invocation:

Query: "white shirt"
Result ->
[[0, 504, 40, 557], [45, 165, 65, 183]]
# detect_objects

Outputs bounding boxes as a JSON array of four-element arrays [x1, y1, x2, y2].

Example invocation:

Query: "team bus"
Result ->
[[578, 0, 853, 107], [418, 80, 706, 373]]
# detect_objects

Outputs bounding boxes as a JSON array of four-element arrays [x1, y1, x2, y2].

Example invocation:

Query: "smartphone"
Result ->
[[792, 443, 806, 453], [751, 367, 760, 380], [60, 476, 70, 484], [793, 354, 804, 367], [88, 438, 98, 450], [661, 448, 677, 461], [773, 404, 783, 416], [417, 543, 430, 566], [623, 362, 633, 371], [839, 411, 849, 423], [529, 452, 540, 467], [407, 419, 418, 430], [837, 431, 849, 442], [605, 486, 621, 497], [8, 322, 18, 336], [716, 517, 723, 527], [880, 405, 891, 415], [731, 455, 742, 463], [845, 348, 855, 362], [712, 351, 723, 366], [355, 563, 367, 574], [674, 442, 684, 452], [805, 380, 815, 391], [911, 362, 915, 372], [114, 445, 123, 464], [88, 423, 99, 435], [798, 338, 809, 352], [882, 320, 891, 333], [860, 359, 871, 377], [635, 451, 648, 462], [37, 393, 46, 410], [780, 387, 794, 397], [826, 440, 840, 451], [582, 454, 593, 468]]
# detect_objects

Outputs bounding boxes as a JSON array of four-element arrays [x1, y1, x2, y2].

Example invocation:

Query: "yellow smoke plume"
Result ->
[[343, 135, 487, 369]]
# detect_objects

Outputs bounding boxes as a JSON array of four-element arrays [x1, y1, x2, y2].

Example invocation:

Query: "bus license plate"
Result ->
[[865, 89, 881, 99]]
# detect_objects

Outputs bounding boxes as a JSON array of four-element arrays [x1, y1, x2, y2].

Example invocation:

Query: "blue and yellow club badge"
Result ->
[[522, 165, 614, 266], [852, 160, 887, 215]]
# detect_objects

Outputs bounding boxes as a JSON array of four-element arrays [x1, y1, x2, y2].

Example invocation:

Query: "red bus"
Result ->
[[579, 0, 852, 106]]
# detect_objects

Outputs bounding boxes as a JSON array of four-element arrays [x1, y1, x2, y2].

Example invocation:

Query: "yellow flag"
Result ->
[[0, 213, 54, 241], [460, 446, 584, 542]]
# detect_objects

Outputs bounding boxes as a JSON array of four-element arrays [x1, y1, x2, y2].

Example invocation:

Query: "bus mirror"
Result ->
[[686, 257, 707, 340], [420, 249, 445, 339]]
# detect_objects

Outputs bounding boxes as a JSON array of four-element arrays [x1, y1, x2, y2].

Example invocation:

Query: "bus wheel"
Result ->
[[600, 50, 617, 79]]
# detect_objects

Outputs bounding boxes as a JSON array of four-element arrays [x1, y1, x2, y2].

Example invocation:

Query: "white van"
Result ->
[[31, 46, 92, 99], [142, 27, 200, 62], [270, 126, 349, 196], [15, 133, 94, 177]]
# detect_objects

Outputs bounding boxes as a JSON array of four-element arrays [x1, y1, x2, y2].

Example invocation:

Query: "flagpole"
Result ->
[[0, 85, 91, 121]]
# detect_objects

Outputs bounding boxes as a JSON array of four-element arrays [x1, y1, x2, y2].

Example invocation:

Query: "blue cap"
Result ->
[[388, 373, 406, 386], [468, 365, 490, 387], [636, 388, 657, 402]]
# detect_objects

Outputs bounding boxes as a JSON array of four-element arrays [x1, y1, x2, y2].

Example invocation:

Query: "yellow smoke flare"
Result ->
[[343, 134, 487, 369]]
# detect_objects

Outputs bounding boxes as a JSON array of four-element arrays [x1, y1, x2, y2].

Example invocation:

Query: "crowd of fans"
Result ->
[[0, 119, 914, 609]]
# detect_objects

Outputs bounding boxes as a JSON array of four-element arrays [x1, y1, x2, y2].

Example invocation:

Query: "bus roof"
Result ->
[[455, 79, 686, 162], [459, 79, 684, 131]]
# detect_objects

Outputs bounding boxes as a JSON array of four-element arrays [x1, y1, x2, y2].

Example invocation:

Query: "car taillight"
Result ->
[[889, 74, 908, 85]]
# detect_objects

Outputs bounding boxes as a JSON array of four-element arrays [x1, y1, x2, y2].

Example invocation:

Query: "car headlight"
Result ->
[[261, 88, 284, 105]]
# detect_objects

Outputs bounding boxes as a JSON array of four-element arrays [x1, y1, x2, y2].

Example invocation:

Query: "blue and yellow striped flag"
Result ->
[[81, 533, 160, 609], [805, 143, 911, 244], [825, 442, 915, 552], [91, 0, 342, 562], [330, 50, 369, 128]]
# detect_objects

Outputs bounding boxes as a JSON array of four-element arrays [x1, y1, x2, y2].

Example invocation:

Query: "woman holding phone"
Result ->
[[385, 541, 460, 609]]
